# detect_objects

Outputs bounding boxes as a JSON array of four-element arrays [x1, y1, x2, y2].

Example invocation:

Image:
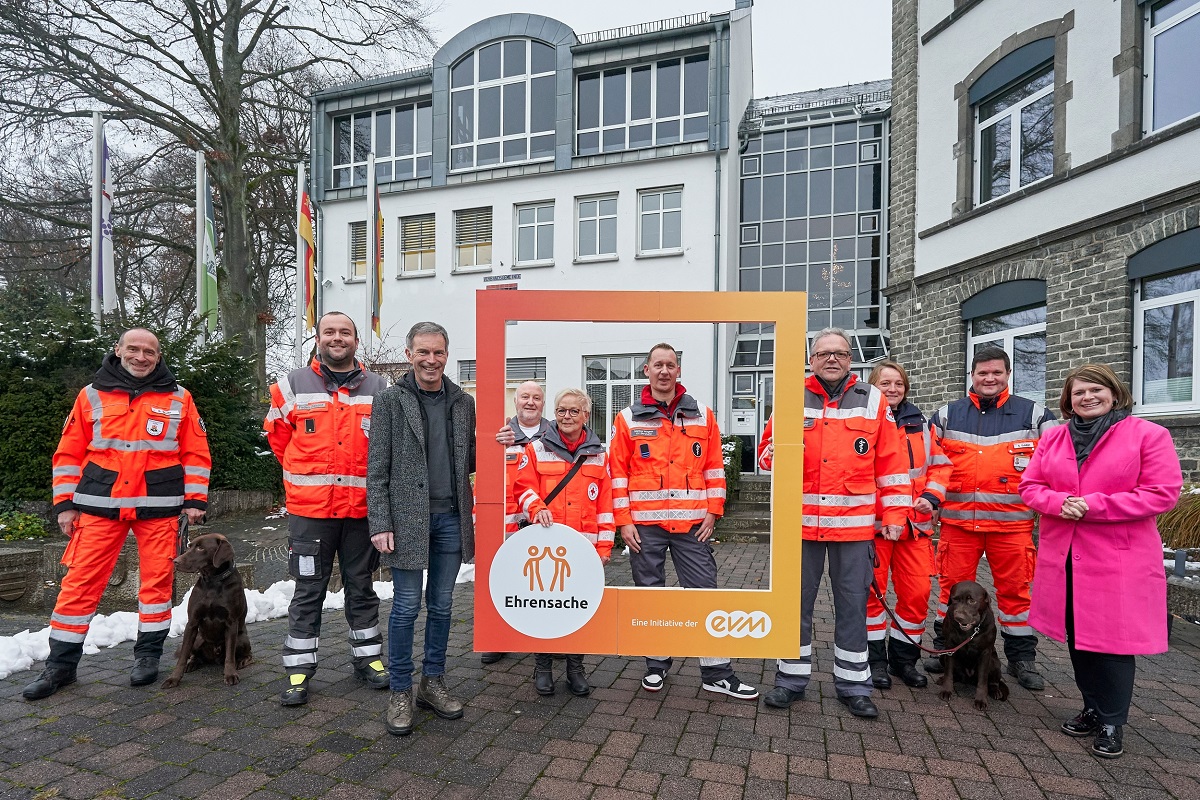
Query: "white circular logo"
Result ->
[[587, 482, 598, 501], [490, 523, 605, 639]]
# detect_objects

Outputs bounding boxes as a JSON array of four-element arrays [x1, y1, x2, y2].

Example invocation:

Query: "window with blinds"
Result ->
[[400, 214, 436, 275], [458, 357, 547, 383], [454, 207, 492, 270], [349, 220, 383, 280]]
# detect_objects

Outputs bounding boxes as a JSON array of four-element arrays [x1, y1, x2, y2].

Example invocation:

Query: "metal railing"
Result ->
[[577, 13, 710, 45], [744, 89, 893, 125]]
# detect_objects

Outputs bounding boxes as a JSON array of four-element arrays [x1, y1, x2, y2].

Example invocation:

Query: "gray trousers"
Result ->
[[629, 524, 733, 683], [283, 515, 382, 677], [774, 539, 873, 697]]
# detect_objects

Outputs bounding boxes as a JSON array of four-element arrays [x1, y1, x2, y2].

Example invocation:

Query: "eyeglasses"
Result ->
[[811, 351, 852, 362], [555, 407, 583, 417]]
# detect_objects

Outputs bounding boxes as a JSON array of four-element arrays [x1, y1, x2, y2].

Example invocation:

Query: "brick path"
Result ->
[[3, 543, 1198, 800]]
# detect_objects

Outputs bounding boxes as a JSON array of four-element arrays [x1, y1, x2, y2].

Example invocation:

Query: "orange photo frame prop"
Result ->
[[474, 290, 804, 657]]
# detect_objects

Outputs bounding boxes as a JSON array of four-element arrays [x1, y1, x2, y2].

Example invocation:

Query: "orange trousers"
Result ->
[[934, 524, 1036, 638], [49, 514, 177, 644], [866, 535, 933, 644]]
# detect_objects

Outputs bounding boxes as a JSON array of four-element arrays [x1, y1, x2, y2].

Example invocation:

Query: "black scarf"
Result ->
[[92, 351, 178, 398], [817, 373, 851, 401], [1069, 408, 1129, 465]]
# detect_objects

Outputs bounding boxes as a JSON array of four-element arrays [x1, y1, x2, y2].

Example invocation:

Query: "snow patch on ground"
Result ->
[[0, 563, 474, 680]]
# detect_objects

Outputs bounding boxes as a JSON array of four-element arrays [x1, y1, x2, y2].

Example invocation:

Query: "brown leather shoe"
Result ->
[[415, 675, 464, 719], [386, 689, 414, 735]]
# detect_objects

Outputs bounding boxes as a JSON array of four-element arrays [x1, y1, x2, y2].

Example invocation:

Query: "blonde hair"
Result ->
[[1059, 363, 1134, 418], [867, 360, 911, 401], [553, 387, 592, 417]]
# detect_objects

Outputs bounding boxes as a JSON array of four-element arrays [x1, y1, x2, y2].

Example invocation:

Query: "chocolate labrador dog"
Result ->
[[938, 580, 1009, 710], [162, 533, 252, 688]]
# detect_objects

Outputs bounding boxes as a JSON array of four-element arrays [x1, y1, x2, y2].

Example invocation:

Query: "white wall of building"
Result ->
[[913, 0, 1200, 276], [317, 150, 729, 411]]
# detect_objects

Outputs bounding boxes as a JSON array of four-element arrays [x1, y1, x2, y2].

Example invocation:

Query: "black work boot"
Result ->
[[923, 620, 945, 673], [888, 639, 928, 688], [867, 640, 891, 689], [131, 629, 168, 686], [22, 640, 83, 701], [565, 655, 590, 697], [534, 654, 555, 696]]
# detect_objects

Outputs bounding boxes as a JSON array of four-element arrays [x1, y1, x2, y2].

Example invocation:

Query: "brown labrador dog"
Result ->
[[938, 580, 1009, 710], [162, 533, 252, 688]]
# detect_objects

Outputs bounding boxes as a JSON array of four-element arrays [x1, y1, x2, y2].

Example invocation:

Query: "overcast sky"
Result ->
[[424, 0, 893, 99]]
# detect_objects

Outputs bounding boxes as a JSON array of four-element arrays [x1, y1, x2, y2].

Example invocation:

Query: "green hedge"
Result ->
[[0, 282, 280, 500], [721, 434, 742, 494]]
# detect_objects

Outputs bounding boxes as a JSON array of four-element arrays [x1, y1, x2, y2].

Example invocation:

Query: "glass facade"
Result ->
[[332, 101, 433, 188], [738, 120, 886, 339]]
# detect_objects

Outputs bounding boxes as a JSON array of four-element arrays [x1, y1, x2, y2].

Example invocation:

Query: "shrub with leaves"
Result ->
[[1157, 487, 1200, 550], [722, 435, 742, 494], [0, 510, 54, 541]]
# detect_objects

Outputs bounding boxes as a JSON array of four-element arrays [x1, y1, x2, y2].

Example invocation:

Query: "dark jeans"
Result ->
[[1066, 551, 1136, 725], [388, 513, 462, 691]]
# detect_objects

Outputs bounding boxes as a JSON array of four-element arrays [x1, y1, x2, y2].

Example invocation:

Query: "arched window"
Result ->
[[962, 280, 1047, 401], [450, 39, 557, 170], [1131, 227, 1200, 411]]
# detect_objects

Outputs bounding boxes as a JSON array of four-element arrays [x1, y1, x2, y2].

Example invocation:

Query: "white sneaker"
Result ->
[[641, 669, 667, 692], [702, 676, 759, 700]]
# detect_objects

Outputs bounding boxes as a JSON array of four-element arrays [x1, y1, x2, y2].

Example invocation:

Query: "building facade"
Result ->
[[889, 0, 1200, 475], [310, 6, 755, 443]]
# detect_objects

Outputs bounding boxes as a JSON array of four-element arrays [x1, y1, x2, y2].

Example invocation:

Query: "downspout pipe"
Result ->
[[712, 18, 727, 410]]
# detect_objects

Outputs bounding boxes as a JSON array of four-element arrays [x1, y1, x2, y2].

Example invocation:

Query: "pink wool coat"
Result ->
[[1019, 416, 1182, 654]]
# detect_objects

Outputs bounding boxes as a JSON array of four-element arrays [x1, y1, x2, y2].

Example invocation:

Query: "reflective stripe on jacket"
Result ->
[[264, 358, 387, 519], [802, 375, 911, 541], [504, 416, 553, 535], [513, 428, 615, 557], [874, 401, 953, 536], [610, 393, 726, 533], [52, 384, 211, 520], [929, 388, 1057, 534]]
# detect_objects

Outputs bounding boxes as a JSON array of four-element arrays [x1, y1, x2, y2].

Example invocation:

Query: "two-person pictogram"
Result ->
[[523, 545, 570, 592]]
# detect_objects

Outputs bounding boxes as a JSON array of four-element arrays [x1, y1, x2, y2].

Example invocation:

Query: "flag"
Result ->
[[366, 152, 383, 340], [196, 155, 219, 333], [91, 113, 117, 325], [298, 175, 317, 331]]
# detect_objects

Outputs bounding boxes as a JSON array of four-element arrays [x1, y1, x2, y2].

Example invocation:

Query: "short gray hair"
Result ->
[[554, 387, 592, 417], [811, 327, 851, 353], [406, 321, 449, 351]]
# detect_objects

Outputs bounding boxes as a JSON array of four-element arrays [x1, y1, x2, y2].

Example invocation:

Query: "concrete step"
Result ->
[[734, 489, 772, 504]]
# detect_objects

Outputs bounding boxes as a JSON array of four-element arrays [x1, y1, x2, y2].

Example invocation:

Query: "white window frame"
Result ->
[[348, 220, 376, 281], [453, 207, 493, 273], [575, 194, 618, 262], [399, 213, 436, 277], [584, 354, 653, 444], [1133, 276, 1200, 414], [449, 39, 557, 172], [514, 202, 554, 267], [965, 314, 1046, 402], [575, 55, 710, 155], [637, 187, 683, 256], [331, 101, 433, 189], [1144, 0, 1200, 135], [973, 66, 1054, 206]]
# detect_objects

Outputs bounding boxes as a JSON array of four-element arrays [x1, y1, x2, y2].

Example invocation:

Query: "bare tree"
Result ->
[[0, 0, 434, 389]]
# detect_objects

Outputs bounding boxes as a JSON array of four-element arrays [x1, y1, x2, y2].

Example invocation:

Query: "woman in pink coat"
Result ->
[[1019, 364, 1181, 761]]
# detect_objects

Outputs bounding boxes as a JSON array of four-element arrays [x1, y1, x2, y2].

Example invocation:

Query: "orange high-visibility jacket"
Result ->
[[874, 400, 953, 536], [513, 428, 615, 557], [503, 416, 553, 536], [264, 358, 387, 519], [929, 388, 1057, 535], [52, 384, 210, 520], [610, 389, 726, 533], [802, 375, 911, 541], [757, 416, 775, 471]]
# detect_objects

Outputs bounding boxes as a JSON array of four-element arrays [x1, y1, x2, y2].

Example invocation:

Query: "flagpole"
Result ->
[[365, 153, 376, 355], [295, 162, 306, 368], [90, 112, 104, 332], [195, 151, 206, 344]]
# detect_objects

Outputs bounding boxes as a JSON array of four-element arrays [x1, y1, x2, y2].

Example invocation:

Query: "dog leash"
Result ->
[[869, 577, 981, 657]]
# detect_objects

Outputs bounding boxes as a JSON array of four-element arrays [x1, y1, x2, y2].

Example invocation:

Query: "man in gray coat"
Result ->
[[368, 321, 475, 736]]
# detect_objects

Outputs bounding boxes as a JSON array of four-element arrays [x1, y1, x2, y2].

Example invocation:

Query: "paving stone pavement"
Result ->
[[3, 543, 1199, 800]]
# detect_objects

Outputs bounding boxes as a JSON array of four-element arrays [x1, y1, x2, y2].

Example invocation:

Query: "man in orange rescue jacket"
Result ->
[[24, 328, 210, 700], [760, 328, 911, 719], [266, 311, 389, 706], [610, 343, 758, 700]]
